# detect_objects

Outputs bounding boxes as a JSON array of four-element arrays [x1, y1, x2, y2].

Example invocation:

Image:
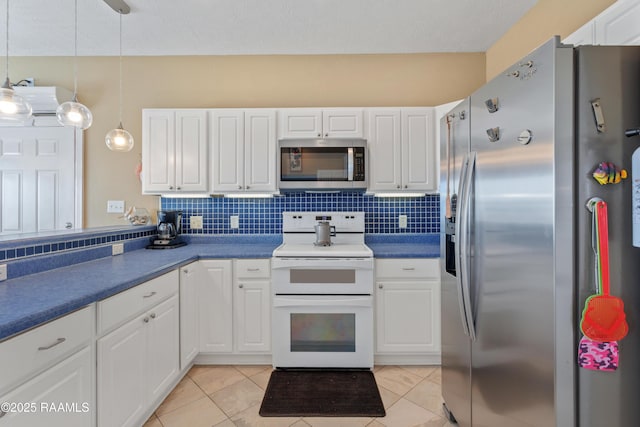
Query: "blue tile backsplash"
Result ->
[[161, 192, 440, 235]]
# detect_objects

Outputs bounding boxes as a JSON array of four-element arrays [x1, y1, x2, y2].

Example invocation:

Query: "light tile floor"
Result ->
[[143, 365, 455, 427]]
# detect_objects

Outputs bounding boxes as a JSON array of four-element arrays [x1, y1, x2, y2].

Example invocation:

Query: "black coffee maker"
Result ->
[[147, 210, 186, 249]]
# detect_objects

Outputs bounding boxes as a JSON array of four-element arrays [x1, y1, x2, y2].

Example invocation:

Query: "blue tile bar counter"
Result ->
[[0, 232, 439, 342]]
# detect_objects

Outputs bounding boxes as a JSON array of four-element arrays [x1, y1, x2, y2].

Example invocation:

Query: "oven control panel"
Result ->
[[282, 212, 365, 233]]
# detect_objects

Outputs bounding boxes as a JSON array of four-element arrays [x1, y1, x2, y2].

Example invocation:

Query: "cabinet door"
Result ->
[[142, 110, 176, 194], [179, 264, 199, 370], [595, 0, 640, 45], [98, 312, 147, 427], [234, 280, 271, 352], [0, 346, 93, 427], [322, 109, 364, 138], [376, 280, 440, 353], [401, 108, 436, 191], [278, 109, 323, 138], [146, 294, 180, 405], [244, 110, 277, 192], [199, 260, 233, 352], [175, 110, 208, 192], [367, 109, 402, 191], [211, 110, 245, 192]]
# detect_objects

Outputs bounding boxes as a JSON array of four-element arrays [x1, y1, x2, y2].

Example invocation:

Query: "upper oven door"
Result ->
[[272, 257, 374, 295], [278, 139, 367, 190]]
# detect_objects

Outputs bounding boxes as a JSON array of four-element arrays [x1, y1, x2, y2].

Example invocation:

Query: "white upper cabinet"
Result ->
[[211, 109, 277, 193], [563, 0, 640, 46], [595, 0, 640, 45], [367, 107, 436, 192], [279, 108, 364, 139], [142, 109, 208, 194], [367, 109, 402, 191]]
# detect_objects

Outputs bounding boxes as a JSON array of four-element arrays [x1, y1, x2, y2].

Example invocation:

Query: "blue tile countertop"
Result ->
[[365, 233, 440, 258], [0, 236, 282, 342], [0, 233, 440, 342]]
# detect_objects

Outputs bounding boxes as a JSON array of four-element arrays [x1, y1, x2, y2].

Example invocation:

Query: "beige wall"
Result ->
[[9, 53, 485, 227], [486, 0, 615, 79]]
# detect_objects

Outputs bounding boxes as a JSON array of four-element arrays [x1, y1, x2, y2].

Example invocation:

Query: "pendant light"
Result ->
[[56, 0, 92, 129], [0, 0, 32, 122], [105, 8, 133, 152]]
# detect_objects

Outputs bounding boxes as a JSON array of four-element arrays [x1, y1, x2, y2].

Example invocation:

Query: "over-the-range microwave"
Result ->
[[278, 138, 367, 191]]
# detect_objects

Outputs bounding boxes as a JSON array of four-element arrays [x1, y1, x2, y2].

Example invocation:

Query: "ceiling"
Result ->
[[7, 0, 537, 57]]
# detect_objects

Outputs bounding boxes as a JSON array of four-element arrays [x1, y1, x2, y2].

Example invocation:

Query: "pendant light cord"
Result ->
[[5, 0, 10, 81], [73, 0, 78, 96], [118, 10, 123, 127]]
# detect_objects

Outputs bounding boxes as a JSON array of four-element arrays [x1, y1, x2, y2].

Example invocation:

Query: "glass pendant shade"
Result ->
[[56, 97, 93, 129], [105, 124, 134, 152], [0, 82, 32, 122]]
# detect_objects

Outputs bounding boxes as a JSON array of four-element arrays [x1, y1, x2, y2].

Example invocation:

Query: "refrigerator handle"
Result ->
[[458, 151, 477, 341], [454, 152, 471, 338]]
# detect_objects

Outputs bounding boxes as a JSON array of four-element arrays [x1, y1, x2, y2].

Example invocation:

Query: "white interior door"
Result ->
[[0, 125, 80, 235]]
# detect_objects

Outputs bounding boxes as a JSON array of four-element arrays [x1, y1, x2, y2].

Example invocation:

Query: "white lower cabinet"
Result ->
[[375, 259, 441, 362], [97, 271, 180, 427], [234, 259, 271, 352], [179, 263, 199, 369], [0, 346, 93, 427], [0, 305, 95, 427], [198, 260, 234, 353], [197, 259, 271, 357]]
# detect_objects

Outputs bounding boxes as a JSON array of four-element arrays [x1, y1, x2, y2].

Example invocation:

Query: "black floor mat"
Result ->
[[259, 369, 386, 417]]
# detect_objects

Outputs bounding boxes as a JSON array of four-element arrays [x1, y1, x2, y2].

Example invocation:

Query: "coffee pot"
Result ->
[[314, 221, 336, 246]]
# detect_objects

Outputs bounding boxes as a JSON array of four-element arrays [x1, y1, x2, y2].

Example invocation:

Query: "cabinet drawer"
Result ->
[[98, 270, 179, 335], [235, 259, 271, 279], [0, 305, 94, 394], [375, 258, 439, 279]]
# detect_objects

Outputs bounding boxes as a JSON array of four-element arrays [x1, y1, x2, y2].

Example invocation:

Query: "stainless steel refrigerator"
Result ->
[[439, 37, 640, 427]]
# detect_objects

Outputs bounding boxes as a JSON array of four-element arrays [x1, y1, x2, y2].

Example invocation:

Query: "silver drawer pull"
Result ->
[[38, 337, 66, 351], [379, 284, 384, 289], [143, 291, 157, 298], [247, 268, 260, 272], [143, 317, 150, 323], [150, 313, 156, 319], [402, 267, 415, 271]]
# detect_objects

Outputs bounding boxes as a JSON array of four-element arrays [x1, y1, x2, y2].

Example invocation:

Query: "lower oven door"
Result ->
[[271, 257, 374, 294], [272, 295, 373, 369]]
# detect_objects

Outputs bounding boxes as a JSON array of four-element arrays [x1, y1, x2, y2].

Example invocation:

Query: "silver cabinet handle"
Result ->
[[325, 133, 328, 137], [143, 317, 150, 323], [404, 185, 408, 189], [238, 185, 243, 190], [65, 222, 73, 229], [177, 186, 182, 190], [239, 284, 244, 288], [317, 133, 321, 137], [246, 185, 250, 189], [402, 267, 415, 271], [397, 185, 401, 189], [247, 268, 260, 272], [150, 313, 156, 319], [183, 268, 189, 274], [169, 186, 174, 190], [378, 284, 383, 289], [38, 337, 66, 351], [143, 291, 157, 298]]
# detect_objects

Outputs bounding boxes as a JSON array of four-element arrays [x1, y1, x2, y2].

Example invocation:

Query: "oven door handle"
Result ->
[[271, 259, 373, 270], [273, 296, 372, 308]]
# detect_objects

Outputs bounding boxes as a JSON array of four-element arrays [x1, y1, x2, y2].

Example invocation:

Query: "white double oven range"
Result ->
[[271, 212, 374, 369]]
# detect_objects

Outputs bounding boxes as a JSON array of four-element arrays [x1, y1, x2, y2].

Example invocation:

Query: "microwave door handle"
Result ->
[[347, 147, 354, 181]]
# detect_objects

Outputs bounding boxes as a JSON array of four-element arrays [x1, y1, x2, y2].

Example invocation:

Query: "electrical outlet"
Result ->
[[230, 215, 240, 229], [24, 77, 35, 87], [112, 243, 124, 256], [107, 200, 125, 213], [399, 214, 408, 229], [0, 264, 6, 281], [190, 215, 203, 230]]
